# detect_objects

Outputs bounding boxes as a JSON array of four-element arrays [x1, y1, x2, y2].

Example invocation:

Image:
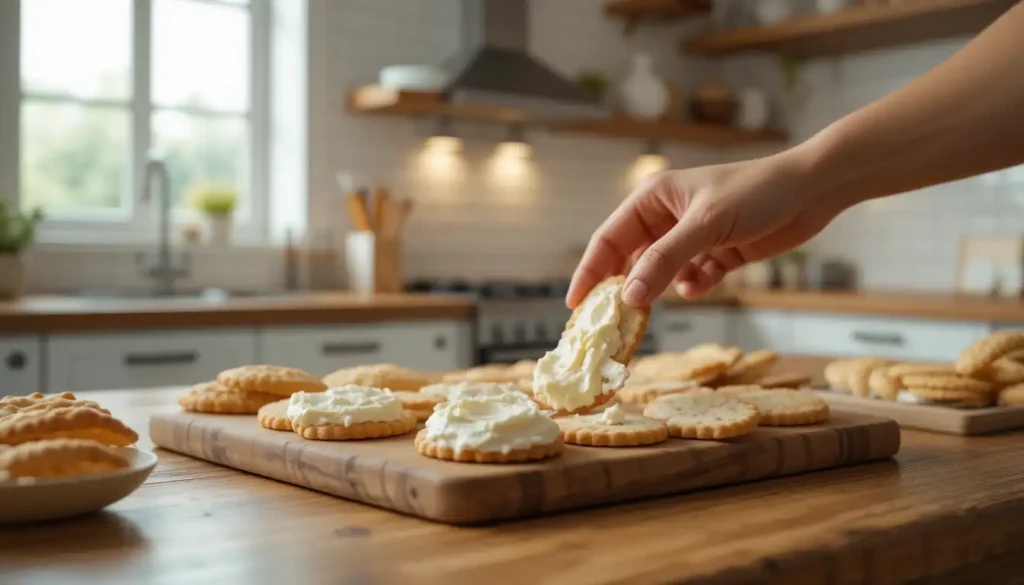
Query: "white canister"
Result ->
[[737, 88, 770, 132], [207, 214, 233, 247], [619, 53, 670, 120]]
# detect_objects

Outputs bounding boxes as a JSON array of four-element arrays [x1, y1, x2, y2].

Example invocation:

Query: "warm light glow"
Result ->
[[424, 135, 463, 153], [627, 153, 669, 188], [494, 140, 532, 160]]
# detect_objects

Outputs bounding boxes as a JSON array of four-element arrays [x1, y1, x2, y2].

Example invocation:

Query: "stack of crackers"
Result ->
[[178, 365, 328, 414], [824, 330, 1024, 408], [0, 392, 139, 482]]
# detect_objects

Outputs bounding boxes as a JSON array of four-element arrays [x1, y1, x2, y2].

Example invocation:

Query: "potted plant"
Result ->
[[189, 184, 237, 247], [0, 201, 44, 300]]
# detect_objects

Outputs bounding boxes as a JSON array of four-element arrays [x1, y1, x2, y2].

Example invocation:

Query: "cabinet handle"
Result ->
[[434, 335, 447, 350], [666, 322, 692, 333], [321, 342, 380, 356], [850, 331, 905, 346], [124, 351, 198, 367], [5, 351, 26, 371]]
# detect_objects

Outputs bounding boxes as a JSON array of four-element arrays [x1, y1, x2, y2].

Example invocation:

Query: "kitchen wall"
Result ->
[[307, 0, 721, 282], [721, 37, 1024, 292]]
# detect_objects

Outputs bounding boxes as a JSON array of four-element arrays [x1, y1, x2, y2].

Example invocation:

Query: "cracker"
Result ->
[[998, 383, 1024, 406], [441, 365, 521, 384], [845, 358, 890, 397], [555, 406, 668, 447], [293, 412, 417, 440], [508, 360, 536, 377], [414, 429, 563, 463], [0, 406, 138, 447], [868, 367, 901, 401], [257, 399, 293, 431], [957, 331, 1024, 376], [615, 379, 701, 406], [392, 391, 443, 423], [900, 373, 993, 395], [531, 392, 616, 415], [218, 365, 327, 396], [420, 382, 526, 401], [904, 387, 993, 407], [756, 372, 813, 389], [823, 359, 853, 391], [977, 358, 1024, 386], [0, 392, 109, 416], [715, 384, 764, 397], [643, 391, 759, 440], [886, 363, 957, 378], [178, 382, 280, 414], [0, 438, 128, 481], [735, 389, 829, 426], [720, 349, 778, 384], [323, 363, 431, 392]]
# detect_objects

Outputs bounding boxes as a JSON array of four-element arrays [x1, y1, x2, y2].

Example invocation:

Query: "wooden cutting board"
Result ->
[[150, 411, 899, 525], [815, 390, 1024, 435]]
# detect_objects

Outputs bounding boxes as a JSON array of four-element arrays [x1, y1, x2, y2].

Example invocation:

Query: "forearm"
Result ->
[[796, 1, 1024, 209]]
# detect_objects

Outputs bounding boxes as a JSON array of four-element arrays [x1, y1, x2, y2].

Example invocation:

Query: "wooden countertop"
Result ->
[[5, 357, 1024, 584], [0, 292, 476, 334], [663, 289, 1024, 323]]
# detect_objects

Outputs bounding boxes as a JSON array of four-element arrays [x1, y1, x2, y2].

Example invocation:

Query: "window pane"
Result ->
[[152, 111, 249, 211], [21, 101, 131, 214], [153, 0, 250, 112], [21, 0, 132, 100]]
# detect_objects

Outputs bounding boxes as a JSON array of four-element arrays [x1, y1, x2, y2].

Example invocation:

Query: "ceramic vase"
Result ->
[[0, 254, 26, 300], [207, 214, 233, 247], [619, 53, 669, 120]]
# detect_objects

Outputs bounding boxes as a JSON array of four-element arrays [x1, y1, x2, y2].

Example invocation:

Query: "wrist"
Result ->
[[781, 123, 867, 213]]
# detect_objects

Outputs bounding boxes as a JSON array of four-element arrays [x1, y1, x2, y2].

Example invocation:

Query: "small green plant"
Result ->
[[576, 71, 610, 101], [189, 184, 238, 216], [0, 200, 44, 255]]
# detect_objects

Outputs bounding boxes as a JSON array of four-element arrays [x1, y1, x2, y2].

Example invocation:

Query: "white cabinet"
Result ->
[[0, 336, 44, 395], [788, 313, 991, 362], [653, 308, 729, 352], [47, 329, 258, 392], [731, 310, 793, 354], [260, 320, 473, 377]]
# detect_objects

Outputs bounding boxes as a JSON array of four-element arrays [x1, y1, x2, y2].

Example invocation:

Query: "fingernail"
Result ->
[[623, 279, 648, 306]]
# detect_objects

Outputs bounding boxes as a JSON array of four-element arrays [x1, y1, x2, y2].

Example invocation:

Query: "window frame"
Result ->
[[8, 0, 271, 245]]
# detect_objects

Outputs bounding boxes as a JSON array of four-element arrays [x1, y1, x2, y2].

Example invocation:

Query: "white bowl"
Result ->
[[0, 447, 158, 524], [379, 64, 448, 92]]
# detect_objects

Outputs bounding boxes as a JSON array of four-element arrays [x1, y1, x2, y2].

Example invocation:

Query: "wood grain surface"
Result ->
[[7, 359, 1024, 584], [816, 390, 1024, 435], [149, 410, 899, 525], [0, 292, 475, 333]]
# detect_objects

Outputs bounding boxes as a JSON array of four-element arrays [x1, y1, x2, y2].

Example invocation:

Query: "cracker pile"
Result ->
[[0, 392, 138, 481], [824, 330, 1024, 408], [179, 365, 327, 414]]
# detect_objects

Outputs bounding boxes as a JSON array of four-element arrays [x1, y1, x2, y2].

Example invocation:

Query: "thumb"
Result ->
[[621, 208, 716, 306]]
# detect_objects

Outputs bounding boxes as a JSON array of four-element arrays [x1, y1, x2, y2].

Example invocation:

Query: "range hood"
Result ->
[[442, 0, 608, 121]]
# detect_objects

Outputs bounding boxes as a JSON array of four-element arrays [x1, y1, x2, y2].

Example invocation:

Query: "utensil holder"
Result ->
[[345, 231, 403, 294]]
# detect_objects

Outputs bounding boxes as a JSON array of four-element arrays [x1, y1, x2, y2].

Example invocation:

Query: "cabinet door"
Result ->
[[732, 310, 793, 354], [653, 309, 729, 352], [259, 325, 387, 377], [0, 336, 44, 395], [47, 329, 258, 392], [789, 313, 990, 361], [379, 321, 473, 371]]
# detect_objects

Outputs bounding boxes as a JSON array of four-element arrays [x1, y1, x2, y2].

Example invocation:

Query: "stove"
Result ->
[[407, 279, 658, 365]]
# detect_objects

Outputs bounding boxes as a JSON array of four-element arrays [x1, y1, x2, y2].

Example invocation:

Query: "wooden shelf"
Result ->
[[605, 0, 711, 32], [683, 0, 1017, 57], [553, 116, 787, 148], [347, 85, 787, 148]]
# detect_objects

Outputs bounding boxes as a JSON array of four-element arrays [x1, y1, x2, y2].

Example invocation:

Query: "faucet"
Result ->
[[137, 155, 190, 296]]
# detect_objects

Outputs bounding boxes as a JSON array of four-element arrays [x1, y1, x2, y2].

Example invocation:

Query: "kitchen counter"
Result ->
[[0, 292, 476, 334], [5, 357, 1024, 585], [663, 289, 1024, 322]]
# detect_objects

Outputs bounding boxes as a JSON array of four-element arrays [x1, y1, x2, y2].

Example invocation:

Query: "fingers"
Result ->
[[622, 210, 717, 306], [674, 249, 746, 298], [566, 210, 646, 308]]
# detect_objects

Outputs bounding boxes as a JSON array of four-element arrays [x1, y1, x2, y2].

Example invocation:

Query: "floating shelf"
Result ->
[[347, 85, 787, 148], [683, 0, 1017, 57], [604, 0, 711, 32], [552, 116, 786, 148]]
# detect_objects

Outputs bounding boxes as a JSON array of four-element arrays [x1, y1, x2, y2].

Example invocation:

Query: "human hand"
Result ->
[[567, 150, 847, 308]]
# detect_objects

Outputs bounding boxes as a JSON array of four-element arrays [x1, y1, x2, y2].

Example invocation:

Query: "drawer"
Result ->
[[0, 335, 44, 395], [653, 308, 728, 352], [260, 325, 387, 377], [731, 310, 793, 353], [47, 329, 258, 392], [789, 313, 991, 361], [378, 321, 473, 371]]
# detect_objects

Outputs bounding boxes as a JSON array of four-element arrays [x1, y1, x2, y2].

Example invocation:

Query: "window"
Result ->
[[15, 0, 268, 241]]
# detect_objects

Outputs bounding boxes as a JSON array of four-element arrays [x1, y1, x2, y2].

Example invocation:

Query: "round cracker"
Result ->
[[414, 429, 562, 463], [643, 391, 759, 440], [735, 389, 829, 426], [555, 407, 668, 447]]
